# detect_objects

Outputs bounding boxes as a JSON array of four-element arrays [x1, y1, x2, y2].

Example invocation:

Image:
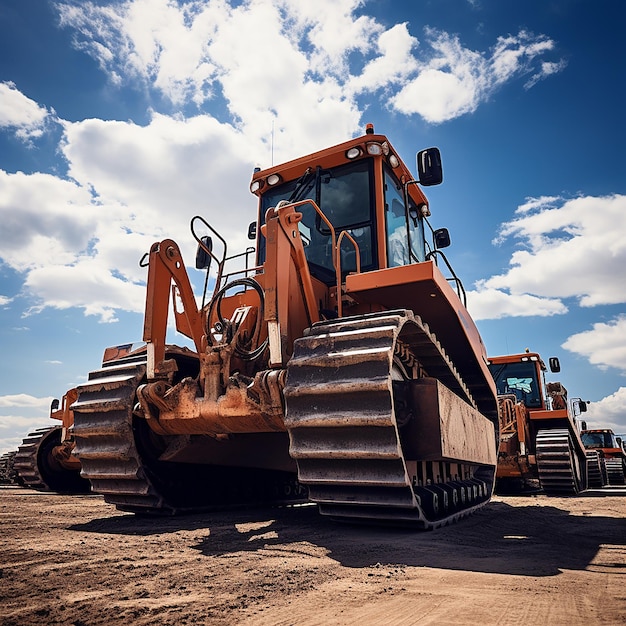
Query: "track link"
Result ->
[[12, 426, 89, 493], [536, 429, 582, 494], [14, 427, 55, 489], [0, 451, 20, 485], [72, 358, 305, 514], [603, 458, 626, 485], [284, 310, 496, 529], [585, 451, 605, 488], [72, 361, 166, 511]]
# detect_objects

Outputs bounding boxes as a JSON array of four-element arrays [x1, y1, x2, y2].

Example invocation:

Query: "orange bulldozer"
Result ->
[[71, 125, 499, 529]]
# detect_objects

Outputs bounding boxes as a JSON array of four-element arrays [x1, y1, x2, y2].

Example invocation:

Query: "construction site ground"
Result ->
[[1, 485, 625, 625]]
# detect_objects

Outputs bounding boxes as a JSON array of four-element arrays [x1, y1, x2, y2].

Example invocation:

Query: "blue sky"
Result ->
[[1, 0, 625, 454]]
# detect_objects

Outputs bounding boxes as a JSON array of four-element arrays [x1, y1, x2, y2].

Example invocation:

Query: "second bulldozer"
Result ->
[[581, 428, 626, 485], [488, 351, 590, 494], [72, 124, 499, 529]]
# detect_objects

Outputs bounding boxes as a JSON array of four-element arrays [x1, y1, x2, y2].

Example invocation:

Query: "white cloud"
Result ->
[[472, 194, 626, 319], [582, 387, 626, 435], [0, 2, 567, 323], [562, 316, 626, 373], [390, 29, 565, 123], [0, 81, 51, 139], [0, 394, 52, 408], [0, 395, 58, 456], [0, 171, 96, 270], [55, 1, 564, 130], [0, 295, 12, 306], [525, 59, 568, 89], [467, 287, 567, 321]]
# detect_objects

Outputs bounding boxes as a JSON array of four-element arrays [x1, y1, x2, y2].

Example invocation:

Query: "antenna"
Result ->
[[271, 120, 274, 166]]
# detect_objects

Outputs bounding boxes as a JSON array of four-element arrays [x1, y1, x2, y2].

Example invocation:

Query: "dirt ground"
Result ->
[[0, 486, 625, 626]]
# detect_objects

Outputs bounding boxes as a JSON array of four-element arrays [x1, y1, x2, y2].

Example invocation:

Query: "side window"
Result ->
[[407, 198, 426, 263], [384, 170, 409, 267]]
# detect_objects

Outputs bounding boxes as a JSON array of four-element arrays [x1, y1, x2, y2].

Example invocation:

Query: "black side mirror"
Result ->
[[50, 399, 59, 412], [581, 420, 588, 431], [616, 436, 622, 446], [248, 222, 257, 240], [433, 228, 450, 249], [549, 357, 560, 373], [195, 235, 213, 270], [417, 147, 443, 186], [578, 400, 587, 413]]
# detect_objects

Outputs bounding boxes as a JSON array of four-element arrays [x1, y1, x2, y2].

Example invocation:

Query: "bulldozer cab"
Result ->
[[487, 356, 545, 409], [581, 430, 620, 449], [251, 127, 438, 288]]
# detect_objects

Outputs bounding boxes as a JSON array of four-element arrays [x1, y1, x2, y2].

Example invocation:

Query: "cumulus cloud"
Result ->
[[0, 81, 51, 139], [55, 1, 564, 131], [582, 387, 626, 434], [0, 394, 52, 408], [562, 316, 626, 373], [466, 288, 567, 320], [0, 1, 567, 322], [0, 394, 56, 454], [468, 194, 626, 320], [390, 29, 565, 123]]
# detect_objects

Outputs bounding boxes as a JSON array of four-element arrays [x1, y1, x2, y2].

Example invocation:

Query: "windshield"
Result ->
[[582, 431, 616, 448], [258, 159, 376, 284], [487, 361, 543, 408]]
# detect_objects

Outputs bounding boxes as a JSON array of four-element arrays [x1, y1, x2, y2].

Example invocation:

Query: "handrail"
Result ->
[[335, 230, 361, 318], [425, 249, 467, 307]]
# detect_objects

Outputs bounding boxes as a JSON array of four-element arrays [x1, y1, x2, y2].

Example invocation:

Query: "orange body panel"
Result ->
[[347, 261, 494, 401]]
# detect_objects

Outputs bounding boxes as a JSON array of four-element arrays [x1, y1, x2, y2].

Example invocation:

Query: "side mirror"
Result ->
[[578, 400, 587, 413], [581, 420, 588, 431], [50, 399, 59, 412], [417, 147, 443, 186], [248, 222, 257, 240], [195, 235, 213, 270], [549, 357, 560, 373], [433, 228, 451, 249], [617, 436, 622, 446]]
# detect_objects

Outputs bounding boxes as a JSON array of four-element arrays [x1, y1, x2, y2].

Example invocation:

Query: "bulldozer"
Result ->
[[5, 344, 139, 493], [11, 388, 90, 493], [71, 124, 499, 529], [487, 351, 592, 494], [580, 427, 626, 485]]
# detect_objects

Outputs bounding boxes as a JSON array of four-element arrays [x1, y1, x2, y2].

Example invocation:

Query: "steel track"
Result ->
[[0, 451, 20, 485], [13, 426, 90, 493], [13, 427, 55, 490], [72, 358, 306, 514], [603, 458, 626, 485], [536, 429, 582, 494], [283, 310, 497, 529], [585, 450, 605, 488]]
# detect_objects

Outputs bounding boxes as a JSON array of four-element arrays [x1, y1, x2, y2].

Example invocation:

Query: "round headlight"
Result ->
[[366, 143, 382, 156], [250, 180, 262, 193], [388, 154, 399, 168], [346, 147, 362, 159], [267, 174, 281, 186]]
